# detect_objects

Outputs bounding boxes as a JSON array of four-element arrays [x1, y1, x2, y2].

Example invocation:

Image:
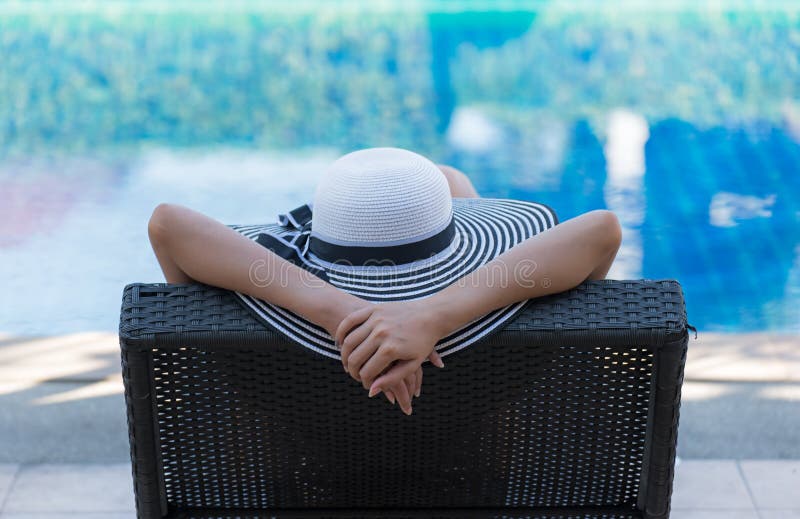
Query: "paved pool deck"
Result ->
[[0, 331, 798, 516]]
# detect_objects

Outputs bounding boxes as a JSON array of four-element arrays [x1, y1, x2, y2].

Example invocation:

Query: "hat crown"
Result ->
[[312, 148, 452, 246]]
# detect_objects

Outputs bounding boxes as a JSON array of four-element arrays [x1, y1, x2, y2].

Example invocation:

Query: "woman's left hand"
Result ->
[[376, 362, 426, 412]]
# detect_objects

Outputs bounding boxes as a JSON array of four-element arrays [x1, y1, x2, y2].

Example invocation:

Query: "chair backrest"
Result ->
[[119, 280, 689, 518]]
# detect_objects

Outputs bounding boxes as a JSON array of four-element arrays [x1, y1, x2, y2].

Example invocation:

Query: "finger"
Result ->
[[415, 366, 423, 398], [370, 359, 419, 396], [347, 328, 388, 380], [358, 344, 402, 389], [405, 371, 416, 401], [341, 322, 372, 371], [369, 361, 395, 397], [339, 314, 376, 372], [384, 388, 396, 405], [346, 330, 382, 382], [427, 349, 445, 369], [392, 379, 413, 415], [334, 305, 373, 347]]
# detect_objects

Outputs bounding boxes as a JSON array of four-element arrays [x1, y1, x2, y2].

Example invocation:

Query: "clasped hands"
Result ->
[[334, 300, 447, 416]]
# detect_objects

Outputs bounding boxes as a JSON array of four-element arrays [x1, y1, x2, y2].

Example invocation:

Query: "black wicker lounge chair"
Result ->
[[119, 278, 689, 519]]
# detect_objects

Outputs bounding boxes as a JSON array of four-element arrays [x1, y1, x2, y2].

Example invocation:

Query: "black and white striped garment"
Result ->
[[230, 198, 558, 359]]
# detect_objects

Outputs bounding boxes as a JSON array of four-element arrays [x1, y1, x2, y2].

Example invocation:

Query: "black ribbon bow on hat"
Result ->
[[256, 202, 456, 278], [254, 204, 329, 282]]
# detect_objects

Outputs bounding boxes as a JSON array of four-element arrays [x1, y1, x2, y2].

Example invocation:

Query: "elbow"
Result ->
[[589, 209, 622, 255], [148, 202, 180, 247]]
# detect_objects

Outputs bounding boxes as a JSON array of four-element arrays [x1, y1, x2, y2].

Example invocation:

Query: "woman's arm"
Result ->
[[147, 203, 441, 409], [148, 203, 365, 334], [337, 209, 622, 413], [422, 209, 621, 337]]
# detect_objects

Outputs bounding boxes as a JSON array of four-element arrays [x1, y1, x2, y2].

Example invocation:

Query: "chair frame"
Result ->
[[119, 279, 689, 519]]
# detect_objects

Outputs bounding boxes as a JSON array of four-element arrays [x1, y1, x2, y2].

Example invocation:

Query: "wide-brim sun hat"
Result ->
[[230, 147, 558, 359]]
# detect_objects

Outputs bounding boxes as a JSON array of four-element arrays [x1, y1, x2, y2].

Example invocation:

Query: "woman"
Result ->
[[148, 148, 621, 416]]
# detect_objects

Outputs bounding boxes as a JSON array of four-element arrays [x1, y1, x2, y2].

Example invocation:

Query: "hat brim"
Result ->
[[231, 198, 558, 359]]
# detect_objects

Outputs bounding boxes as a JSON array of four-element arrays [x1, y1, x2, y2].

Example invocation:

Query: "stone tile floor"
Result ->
[[0, 460, 797, 517]]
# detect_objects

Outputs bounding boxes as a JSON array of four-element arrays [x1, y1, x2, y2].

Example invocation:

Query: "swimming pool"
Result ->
[[1, 2, 799, 334]]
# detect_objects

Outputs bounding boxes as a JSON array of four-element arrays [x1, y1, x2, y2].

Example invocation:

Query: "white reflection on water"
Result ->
[[709, 192, 776, 228], [603, 109, 648, 280], [0, 148, 336, 335], [782, 100, 800, 144], [446, 107, 504, 154]]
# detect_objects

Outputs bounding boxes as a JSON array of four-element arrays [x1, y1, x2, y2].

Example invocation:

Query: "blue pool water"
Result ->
[[1, 2, 799, 334]]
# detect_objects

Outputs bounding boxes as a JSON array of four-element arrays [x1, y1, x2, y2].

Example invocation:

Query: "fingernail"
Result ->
[[384, 393, 393, 404], [404, 407, 412, 416], [388, 394, 396, 405], [415, 388, 421, 397], [368, 386, 380, 398]]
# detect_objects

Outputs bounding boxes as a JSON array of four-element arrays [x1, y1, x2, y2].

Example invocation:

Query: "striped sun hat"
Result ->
[[230, 148, 558, 360]]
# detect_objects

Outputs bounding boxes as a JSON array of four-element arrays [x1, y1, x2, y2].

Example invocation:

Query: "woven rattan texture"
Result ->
[[119, 280, 687, 343], [142, 339, 652, 510]]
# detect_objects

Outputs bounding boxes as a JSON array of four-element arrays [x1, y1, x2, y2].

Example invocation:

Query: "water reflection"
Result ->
[[1, 4, 800, 334], [3, 116, 797, 335], [643, 119, 800, 331], [0, 158, 122, 247], [445, 107, 504, 155], [709, 192, 776, 228], [0, 149, 331, 335], [781, 245, 800, 330], [603, 110, 648, 280], [428, 10, 537, 133]]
